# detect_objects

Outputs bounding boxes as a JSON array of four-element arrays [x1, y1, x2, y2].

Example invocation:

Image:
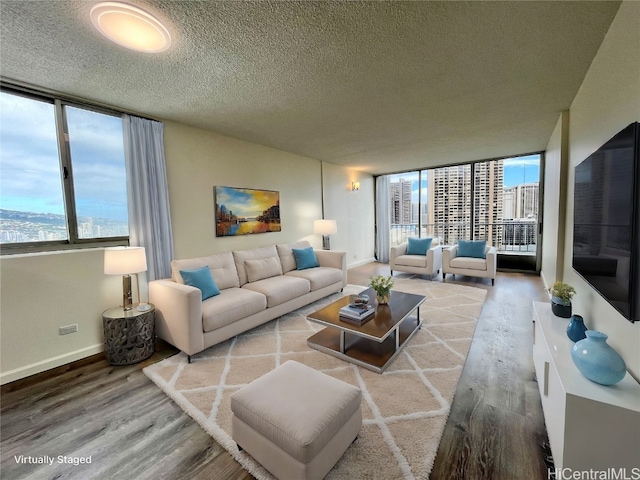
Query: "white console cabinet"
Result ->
[[532, 301, 640, 470]]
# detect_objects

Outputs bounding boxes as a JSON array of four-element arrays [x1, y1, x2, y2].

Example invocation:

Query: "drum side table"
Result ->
[[102, 303, 155, 365]]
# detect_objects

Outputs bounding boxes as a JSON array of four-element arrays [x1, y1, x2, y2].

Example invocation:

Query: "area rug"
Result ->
[[143, 277, 487, 479]]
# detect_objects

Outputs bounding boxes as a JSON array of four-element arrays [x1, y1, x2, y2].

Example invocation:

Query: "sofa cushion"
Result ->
[[180, 266, 221, 300], [276, 241, 313, 273], [233, 245, 280, 286], [245, 256, 283, 283], [172, 252, 240, 290], [292, 247, 320, 270], [202, 288, 267, 332], [450, 256, 488, 271], [242, 275, 310, 308], [285, 267, 343, 291], [458, 240, 487, 259], [394, 254, 428, 268], [406, 237, 432, 255]]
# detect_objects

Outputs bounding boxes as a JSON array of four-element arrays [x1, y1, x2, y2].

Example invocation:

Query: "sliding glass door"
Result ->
[[383, 154, 542, 271]]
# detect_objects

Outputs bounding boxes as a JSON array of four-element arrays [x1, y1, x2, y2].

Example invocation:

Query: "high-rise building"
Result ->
[[390, 178, 413, 225], [473, 160, 504, 243], [427, 164, 472, 244], [427, 161, 503, 244], [503, 183, 539, 220]]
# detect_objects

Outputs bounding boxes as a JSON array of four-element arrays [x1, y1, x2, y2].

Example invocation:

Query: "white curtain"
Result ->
[[375, 175, 391, 263], [123, 115, 174, 281]]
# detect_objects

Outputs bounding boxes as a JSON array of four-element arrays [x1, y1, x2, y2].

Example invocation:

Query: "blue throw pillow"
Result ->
[[180, 266, 221, 300], [406, 237, 432, 255], [292, 247, 320, 270], [458, 240, 486, 259]]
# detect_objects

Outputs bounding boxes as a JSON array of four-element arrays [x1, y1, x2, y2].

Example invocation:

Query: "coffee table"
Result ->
[[306, 287, 425, 373]]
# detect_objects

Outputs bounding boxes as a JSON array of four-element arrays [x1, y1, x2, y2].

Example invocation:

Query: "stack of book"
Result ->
[[339, 304, 375, 325]]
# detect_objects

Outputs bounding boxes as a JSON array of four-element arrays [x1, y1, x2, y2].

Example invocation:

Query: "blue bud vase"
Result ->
[[571, 331, 626, 386], [566, 314, 587, 342]]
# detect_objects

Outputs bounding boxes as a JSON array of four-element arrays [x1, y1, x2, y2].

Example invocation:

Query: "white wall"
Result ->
[[562, 0, 640, 378], [162, 121, 323, 259], [0, 249, 128, 384], [541, 111, 569, 289], [321, 162, 376, 267]]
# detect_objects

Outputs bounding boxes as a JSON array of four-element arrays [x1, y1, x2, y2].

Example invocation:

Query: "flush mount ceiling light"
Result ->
[[90, 2, 171, 53]]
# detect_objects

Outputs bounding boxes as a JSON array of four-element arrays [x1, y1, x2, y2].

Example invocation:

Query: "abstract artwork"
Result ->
[[214, 186, 281, 237]]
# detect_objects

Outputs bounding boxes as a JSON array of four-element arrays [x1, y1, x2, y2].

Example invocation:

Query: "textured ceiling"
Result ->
[[0, 1, 621, 175]]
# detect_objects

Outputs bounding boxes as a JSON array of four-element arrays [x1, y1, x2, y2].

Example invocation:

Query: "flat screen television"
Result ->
[[572, 122, 640, 323]]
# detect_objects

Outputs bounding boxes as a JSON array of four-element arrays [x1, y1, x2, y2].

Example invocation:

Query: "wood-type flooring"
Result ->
[[1, 264, 552, 480]]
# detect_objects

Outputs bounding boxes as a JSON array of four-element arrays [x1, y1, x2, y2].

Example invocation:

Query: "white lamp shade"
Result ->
[[104, 247, 147, 275], [314, 219, 337, 235]]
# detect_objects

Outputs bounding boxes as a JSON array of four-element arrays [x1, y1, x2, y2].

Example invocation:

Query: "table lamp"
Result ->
[[104, 246, 147, 311], [314, 219, 337, 250]]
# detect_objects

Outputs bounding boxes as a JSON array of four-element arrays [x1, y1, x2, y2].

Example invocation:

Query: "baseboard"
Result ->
[[0, 343, 104, 385], [347, 257, 377, 269]]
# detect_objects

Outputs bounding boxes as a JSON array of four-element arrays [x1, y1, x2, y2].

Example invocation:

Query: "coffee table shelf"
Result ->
[[307, 288, 425, 373]]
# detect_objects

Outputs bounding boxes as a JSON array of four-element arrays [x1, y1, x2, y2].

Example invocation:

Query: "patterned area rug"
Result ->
[[143, 277, 486, 479]]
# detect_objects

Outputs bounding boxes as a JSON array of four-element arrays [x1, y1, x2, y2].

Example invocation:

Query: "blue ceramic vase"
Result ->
[[566, 314, 587, 342], [571, 330, 626, 386]]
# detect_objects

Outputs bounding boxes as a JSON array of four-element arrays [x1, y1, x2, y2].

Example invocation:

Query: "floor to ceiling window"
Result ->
[[384, 154, 541, 264]]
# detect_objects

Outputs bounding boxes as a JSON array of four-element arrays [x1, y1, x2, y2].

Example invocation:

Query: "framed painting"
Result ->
[[214, 186, 281, 237]]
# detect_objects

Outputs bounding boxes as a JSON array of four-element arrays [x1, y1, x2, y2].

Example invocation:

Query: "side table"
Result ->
[[102, 303, 155, 366]]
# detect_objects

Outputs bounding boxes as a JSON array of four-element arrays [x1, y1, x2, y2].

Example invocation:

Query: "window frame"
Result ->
[[0, 84, 129, 255]]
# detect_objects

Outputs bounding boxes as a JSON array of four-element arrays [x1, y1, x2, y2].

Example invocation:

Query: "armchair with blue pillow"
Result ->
[[390, 237, 442, 280], [442, 239, 497, 285]]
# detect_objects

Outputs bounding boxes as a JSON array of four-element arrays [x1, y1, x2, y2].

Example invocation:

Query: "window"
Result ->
[[384, 154, 541, 254], [0, 88, 128, 251]]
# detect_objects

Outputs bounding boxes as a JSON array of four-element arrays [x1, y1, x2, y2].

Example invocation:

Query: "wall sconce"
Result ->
[[352, 182, 360, 191]]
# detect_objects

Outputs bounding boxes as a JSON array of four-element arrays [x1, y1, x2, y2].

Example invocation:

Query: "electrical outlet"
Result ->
[[59, 324, 78, 335]]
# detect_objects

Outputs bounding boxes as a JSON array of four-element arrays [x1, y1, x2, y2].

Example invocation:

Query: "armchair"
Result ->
[[443, 244, 497, 285], [390, 240, 442, 280]]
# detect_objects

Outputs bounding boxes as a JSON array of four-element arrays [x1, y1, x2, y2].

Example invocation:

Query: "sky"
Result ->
[[0, 91, 128, 221], [503, 154, 541, 187]]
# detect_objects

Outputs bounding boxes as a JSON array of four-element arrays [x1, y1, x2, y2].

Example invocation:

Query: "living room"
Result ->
[[1, 1, 639, 479]]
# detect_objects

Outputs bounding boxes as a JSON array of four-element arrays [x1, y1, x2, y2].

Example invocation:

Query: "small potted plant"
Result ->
[[548, 281, 576, 318], [369, 275, 394, 304]]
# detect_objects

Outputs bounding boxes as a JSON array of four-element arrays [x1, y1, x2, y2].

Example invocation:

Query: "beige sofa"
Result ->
[[149, 241, 346, 361], [390, 240, 442, 280]]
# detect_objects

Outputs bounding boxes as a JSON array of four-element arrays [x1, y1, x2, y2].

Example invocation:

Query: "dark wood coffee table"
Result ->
[[307, 287, 425, 373]]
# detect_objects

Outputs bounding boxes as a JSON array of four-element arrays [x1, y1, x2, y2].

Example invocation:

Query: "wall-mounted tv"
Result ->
[[572, 122, 640, 323]]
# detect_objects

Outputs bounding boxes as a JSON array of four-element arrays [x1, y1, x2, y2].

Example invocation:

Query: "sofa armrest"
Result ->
[[443, 245, 458, 267], [149, 279, 204, 356], [427, 245, 443, 272], [390, 243, 407, 267], [315, 250, 347, 287], [486, 246, 497, 275]]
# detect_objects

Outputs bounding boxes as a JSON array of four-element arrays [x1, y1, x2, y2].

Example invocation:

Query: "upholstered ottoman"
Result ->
[[230, 360, 362, 480]]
